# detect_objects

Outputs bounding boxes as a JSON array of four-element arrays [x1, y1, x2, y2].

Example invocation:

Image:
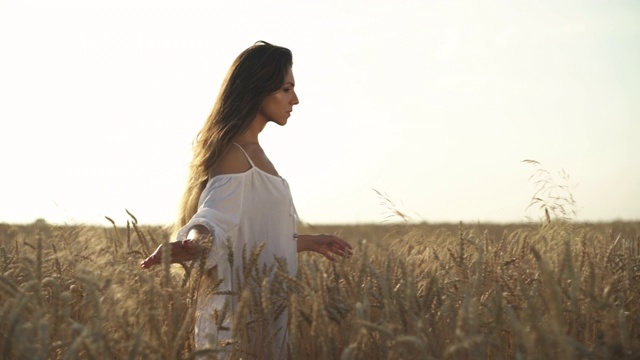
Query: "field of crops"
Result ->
[[1, 218, 639, 359]]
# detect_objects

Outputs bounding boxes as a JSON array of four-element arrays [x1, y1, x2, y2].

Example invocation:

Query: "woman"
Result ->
[[140, 41, 352, 358]]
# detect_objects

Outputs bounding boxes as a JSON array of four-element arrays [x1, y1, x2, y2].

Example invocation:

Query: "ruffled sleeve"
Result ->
[[176, 175, 245, 269]]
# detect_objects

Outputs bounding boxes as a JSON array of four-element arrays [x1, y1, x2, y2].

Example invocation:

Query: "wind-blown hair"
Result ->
[[175, 41, 293, 233]]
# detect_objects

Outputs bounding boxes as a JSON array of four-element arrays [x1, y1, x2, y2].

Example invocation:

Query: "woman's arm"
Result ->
[[140, 225, 211, 269], [296, 234, 353, 262]]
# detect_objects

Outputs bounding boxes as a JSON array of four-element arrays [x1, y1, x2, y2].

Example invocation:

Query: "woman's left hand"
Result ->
[[298, 234, 353, 261]]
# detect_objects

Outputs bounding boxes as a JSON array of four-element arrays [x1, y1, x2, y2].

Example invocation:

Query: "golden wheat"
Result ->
[[0, 219, 639, 359]]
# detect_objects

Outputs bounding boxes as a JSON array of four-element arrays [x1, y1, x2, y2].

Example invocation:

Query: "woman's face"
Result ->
[[259, 68, 299, 126]]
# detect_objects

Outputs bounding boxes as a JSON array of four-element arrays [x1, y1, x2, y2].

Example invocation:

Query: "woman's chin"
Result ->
[[271, 119, 288, 126]]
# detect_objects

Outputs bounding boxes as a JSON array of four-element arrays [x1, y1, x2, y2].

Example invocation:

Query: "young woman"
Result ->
[[140, 41, 352, 358]]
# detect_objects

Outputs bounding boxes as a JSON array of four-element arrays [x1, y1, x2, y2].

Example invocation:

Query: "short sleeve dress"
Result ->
[[176, 144, 298, 358]]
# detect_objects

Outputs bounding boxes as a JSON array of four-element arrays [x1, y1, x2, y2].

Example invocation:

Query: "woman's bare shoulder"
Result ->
[[239, 143, 279, 176], [207, 144, 252, 178]]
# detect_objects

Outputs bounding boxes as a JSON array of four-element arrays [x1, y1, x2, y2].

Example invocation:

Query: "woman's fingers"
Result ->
[[141, 257, 165, 269], [140, 244, 164, 269], [328, 245, 346, 256], [313, 235, 353, 261], [140, 254, 159, 269], [328, 237, 352, 257], [323, 252, 336, 262], [319, 248, 337, 262], [140, 241, 201, 269]]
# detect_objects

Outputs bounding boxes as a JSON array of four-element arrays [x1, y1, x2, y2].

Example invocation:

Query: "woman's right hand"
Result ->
[[141, 225, 212, 269], [140, 240, 202, 269]]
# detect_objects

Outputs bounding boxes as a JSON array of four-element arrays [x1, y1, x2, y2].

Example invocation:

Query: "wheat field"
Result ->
[[1, 216, 639, 359]]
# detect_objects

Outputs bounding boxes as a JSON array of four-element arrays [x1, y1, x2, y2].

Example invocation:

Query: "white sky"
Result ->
[[1, 0, 639, 226]]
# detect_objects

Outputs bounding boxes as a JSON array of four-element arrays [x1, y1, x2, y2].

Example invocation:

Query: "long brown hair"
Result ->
[[175, 41, 293, 232]]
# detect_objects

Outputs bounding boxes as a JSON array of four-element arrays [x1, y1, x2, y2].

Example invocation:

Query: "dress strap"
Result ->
[[232, 143, 255, 168]]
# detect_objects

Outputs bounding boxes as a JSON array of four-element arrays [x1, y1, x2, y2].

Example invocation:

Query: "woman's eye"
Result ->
[[283, 88, 291, 93]]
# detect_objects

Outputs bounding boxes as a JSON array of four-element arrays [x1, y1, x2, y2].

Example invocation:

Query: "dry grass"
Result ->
[[1, 218, 639, 359]]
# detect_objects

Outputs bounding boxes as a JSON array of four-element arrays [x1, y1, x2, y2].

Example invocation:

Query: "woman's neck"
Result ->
[[236, 115, 267, 145]]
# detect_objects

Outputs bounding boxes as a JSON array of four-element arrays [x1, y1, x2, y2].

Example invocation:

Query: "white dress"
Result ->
[[177, 144, 298, 359]]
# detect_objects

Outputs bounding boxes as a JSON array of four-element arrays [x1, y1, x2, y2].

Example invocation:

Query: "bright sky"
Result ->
[[1, 0, 639, 226]]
